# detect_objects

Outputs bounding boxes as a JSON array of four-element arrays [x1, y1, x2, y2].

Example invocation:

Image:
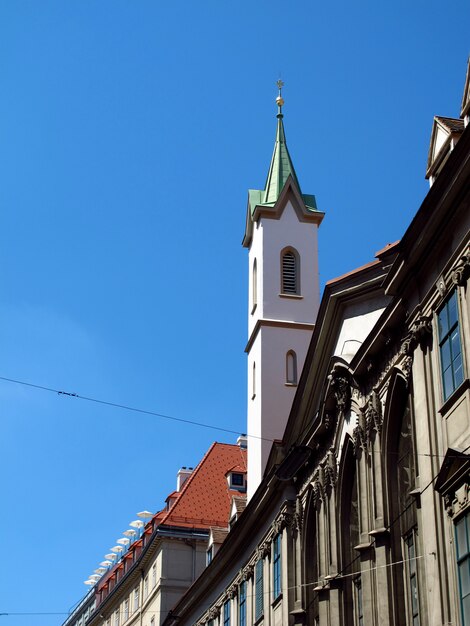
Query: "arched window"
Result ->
[[281, 248, 300, 295], [384, 374, 420, 626], [252, 362, 256, 399], [286, 350, 297, 385], [339, 438, 360, 626], [252, 259, 258, 312]]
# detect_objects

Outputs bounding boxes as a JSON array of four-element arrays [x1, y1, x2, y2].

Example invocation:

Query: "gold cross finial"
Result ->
[[276, 79, 285, 114]]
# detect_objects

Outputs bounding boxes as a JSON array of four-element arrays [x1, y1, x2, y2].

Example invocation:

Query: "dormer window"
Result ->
[[228, 472, 246, 492], [207, 546, 213, 565]]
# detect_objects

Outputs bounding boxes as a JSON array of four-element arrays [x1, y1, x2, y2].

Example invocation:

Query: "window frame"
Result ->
[[404, 530, 420, 626], [252, 258, 258, 314], [438, 289, 464, 401], [280, 247, 300, 296], [456, 511, 470, 626], [239, 581, 246, 626], [255, 558, 264, 621], [223, 599, 231, 626], [273, 534, 282, 600], [286, 350, 298, 385]]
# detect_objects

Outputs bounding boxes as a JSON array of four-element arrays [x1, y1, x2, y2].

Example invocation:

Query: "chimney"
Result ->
[[237, 435, 247, 449], [177, 467, 193, 491]]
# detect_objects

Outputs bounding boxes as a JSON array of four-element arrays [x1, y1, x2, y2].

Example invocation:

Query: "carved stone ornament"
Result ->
[[256, 541, 270, 560], [436, 275, 447, 297], [364, 391, 382, 434], [208, 606, 220, 620], [330, 371, 351, 420], [227, 584, 237, 599], [352, 424, 367, 456], [401, 355, 413, 383], [240, 563, 253, 581], [400, 314, 432, 357], [273, 511, 293, 535], [292, 497, 304, 534], [452, 252, 470, 286]]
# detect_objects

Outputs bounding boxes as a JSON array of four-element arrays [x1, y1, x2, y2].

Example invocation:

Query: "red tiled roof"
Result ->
[[160, 443, 247, 530]]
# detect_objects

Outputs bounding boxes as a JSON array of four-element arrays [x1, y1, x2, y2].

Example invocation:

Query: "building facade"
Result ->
[[64, 442, 247, 626], [162, 62, 470, 626]]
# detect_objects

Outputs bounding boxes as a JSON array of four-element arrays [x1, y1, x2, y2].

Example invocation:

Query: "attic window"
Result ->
[[229, 472, 246, 491], [281, 248, 300, 295]]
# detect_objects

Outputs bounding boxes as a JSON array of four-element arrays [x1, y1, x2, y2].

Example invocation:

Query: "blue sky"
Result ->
[[0, 1, 469, 623]]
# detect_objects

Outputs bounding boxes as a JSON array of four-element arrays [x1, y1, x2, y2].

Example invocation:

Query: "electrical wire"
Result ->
[[0, 375, 273, 443], [0, 375, 467, 460]]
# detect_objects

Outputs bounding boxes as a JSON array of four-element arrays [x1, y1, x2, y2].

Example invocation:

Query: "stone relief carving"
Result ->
[[330, 370, 351, 420], [207, 606, 220, 620], [400, 314, 432, 356], [292, 496, 304, 534], [364, 391, 382, 434], [452, 251, 470, 286], [272, 511, 293, 535]]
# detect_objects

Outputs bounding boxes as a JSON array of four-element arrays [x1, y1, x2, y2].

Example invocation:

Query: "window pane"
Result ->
[[451, 329, 462, 358], [463, 594, 470, 625], [443, 366, 454, 400], [438, 307, 449, 338], [441, 340, 452, 371], [454, 354, 464, 389], [456, 517, 468, 559], [448, 292, 458, 328], [459, 561, 470, 597]]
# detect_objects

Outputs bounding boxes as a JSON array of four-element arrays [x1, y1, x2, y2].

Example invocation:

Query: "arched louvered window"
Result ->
[[252, 362, 256, 399], [252, 258, 258, 311], [281, 248, 300, 295], [286, 350, 297, 385]]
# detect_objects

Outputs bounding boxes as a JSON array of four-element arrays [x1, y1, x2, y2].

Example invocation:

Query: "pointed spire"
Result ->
[[263, 81, 301, 204]]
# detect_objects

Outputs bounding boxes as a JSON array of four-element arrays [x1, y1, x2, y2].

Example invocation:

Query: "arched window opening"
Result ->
[[252, 362, 256, 399], [385, 375, 420, 626], [281, 248, 300, 295], [286, 350, 298, 385], [252, 259, 258, 312], [304, 494, 319, 625], [339, 439, 360, 626]]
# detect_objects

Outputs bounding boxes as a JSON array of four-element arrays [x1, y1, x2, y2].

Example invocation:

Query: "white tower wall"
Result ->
[[246, 195, 321, 499]]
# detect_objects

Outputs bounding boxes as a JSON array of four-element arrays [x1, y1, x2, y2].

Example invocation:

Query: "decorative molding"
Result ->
[[272, 511, 293, 535], [452, 251, 470, 286], [256, 541, 271, 560], [446, 483, 470, 518], [364, 391, 382, 434], [207, 606, 220, 620], [240, 563, 253, 581], [400, 314, 432, 356], [292, 496, 304, 535], [329, 370, 351, 420]]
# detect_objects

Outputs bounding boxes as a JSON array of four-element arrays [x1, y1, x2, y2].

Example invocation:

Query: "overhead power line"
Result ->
[[0, 375, 272, 442]]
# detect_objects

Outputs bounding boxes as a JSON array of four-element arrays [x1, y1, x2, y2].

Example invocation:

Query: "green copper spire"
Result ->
[[263, 80, 301, 204]]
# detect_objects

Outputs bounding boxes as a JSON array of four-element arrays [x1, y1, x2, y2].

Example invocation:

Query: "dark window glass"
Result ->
[[239, 581, 246, 626], [255, 559, 264, 620], [223, 600, 230, 626], [439, 291, 464, 400], [456, 513, 470, 625], [273, 534, 281, 599]]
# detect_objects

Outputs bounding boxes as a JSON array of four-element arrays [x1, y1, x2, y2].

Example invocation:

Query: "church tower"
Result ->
[[243, 83, 324, 499]]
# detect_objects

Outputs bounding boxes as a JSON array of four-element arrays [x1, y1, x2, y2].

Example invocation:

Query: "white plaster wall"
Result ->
[[247, 324, 313, 500], [248, 200, 320, 336], [333, 296, 389, 360], [248, 220, 264, 336], [262, 201, 320, 323], [434, 125, 448, 157]]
